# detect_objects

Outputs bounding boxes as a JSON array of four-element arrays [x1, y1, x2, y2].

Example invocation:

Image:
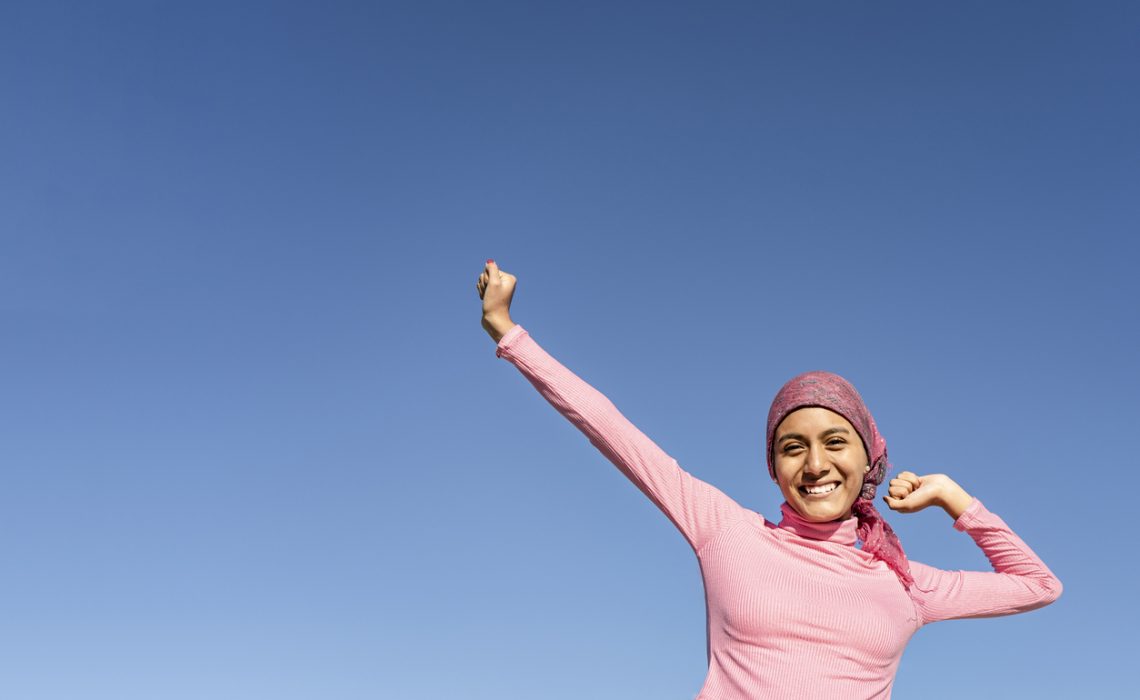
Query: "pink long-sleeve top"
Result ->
[[496, 324, 1062, 700]]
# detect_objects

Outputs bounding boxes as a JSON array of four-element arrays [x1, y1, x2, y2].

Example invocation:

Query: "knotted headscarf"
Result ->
[[765, 371, 915, 590]]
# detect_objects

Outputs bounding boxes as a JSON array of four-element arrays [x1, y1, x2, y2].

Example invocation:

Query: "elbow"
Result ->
[[1041, 574, 1063, 606], [1029, 572, 1063, 610]]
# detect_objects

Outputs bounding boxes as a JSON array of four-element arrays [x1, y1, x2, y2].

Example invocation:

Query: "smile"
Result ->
[[799, 482, 840, 496]]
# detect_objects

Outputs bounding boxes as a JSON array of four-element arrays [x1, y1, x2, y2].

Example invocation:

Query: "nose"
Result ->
[[804, 445, 829, 477]]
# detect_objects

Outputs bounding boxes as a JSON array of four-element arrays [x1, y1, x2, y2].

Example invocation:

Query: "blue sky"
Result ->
[[1, 1, 1136, 698]]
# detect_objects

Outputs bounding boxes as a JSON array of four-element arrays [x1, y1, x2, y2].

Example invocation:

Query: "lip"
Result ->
[[798, 481, 842, 500]]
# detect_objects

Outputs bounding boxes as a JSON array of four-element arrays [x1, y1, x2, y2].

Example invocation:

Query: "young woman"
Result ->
[[475, 260, 1061, 700]]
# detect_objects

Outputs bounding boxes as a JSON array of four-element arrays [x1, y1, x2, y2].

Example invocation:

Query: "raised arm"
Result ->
[[884, 472, 1062, 625], [477, 261, 748, 553]]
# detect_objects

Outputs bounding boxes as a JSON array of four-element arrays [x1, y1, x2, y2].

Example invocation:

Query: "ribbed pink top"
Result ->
[[496, 324, 1062, 700]]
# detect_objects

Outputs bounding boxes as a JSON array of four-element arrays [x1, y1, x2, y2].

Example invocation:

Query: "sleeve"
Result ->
[[909, 497, 1063, 625], [495, 324, 749, 553]]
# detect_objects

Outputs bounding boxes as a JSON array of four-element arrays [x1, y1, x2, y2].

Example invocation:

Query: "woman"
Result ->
[[475, 260, 1061, 700]]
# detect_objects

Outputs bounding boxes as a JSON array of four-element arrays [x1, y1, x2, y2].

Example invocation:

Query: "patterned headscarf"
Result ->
[[765, 371, 914, 589]]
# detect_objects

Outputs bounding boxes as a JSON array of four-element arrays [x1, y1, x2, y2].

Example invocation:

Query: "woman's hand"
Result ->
[[883, 472, 974, 520], [477, 259, 517, 342]]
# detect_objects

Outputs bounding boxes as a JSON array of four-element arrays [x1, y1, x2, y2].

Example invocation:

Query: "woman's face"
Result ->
[[773, 407, 868, 522]]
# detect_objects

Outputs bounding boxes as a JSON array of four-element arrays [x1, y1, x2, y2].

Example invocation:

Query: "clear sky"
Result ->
[[1, 1, 1136, 698]]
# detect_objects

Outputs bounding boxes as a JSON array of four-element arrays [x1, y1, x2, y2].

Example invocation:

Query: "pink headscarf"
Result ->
[[765, 371, 915, 590]]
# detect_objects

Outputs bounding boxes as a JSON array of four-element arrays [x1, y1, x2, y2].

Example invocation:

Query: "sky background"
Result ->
[[1, 1, 1137, 698]]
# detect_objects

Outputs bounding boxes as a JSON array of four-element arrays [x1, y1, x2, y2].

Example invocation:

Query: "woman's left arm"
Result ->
[[885, 473, 1063, 624]]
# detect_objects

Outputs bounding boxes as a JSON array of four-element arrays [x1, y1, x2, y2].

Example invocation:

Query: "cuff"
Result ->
[[952, 497, 985, 531], [495, 323, 527, 358]]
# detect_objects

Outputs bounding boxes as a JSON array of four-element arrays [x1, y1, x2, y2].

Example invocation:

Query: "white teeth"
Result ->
[[803, 482, 839, 495]]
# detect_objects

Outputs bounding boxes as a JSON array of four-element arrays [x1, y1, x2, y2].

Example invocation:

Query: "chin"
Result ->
[[802, 508, 845, 522], [795, 499, 854, 522]]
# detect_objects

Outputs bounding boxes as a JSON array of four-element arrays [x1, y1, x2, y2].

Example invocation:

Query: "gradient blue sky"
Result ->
[[1, 2, 1136, 698]]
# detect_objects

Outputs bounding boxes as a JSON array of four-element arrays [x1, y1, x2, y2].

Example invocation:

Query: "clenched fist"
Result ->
[[883, 471, 974, 520], [476, 259, 518, 342]]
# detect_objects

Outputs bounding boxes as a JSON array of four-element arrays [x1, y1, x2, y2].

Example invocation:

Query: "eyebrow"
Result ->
[[777, 426, 851, 444]]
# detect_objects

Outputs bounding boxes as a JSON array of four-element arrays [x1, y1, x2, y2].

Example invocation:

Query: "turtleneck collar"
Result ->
[[776, 502, 859, 546]]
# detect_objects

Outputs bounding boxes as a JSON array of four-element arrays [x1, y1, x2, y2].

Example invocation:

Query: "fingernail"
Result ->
[[486, 258, 495, 264]]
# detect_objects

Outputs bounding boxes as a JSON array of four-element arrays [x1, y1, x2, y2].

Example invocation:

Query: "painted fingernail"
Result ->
[[486, 258, 495, 264]]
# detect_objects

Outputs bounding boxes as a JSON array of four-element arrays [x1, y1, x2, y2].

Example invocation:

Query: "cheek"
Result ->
[[772, 457, 794, 488], [842, 447, 868, 472], [776, 476, 803, 501], [843, 464, 867, 501]]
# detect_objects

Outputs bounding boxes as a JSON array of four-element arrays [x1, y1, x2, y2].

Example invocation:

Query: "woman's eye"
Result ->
[[783, 445, 803, 454]]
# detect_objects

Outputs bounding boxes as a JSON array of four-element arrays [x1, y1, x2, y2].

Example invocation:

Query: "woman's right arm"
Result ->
[[493, 321, 749, 553], [476, 260, 747, 553]]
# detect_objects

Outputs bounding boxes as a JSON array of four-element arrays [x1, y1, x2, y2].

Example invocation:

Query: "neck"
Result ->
[[776, 502, 859, 546]]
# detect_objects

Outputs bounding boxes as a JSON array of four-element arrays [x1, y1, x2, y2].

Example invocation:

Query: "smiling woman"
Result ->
[[476, 260, 1062, 700], [773, 407, 868, 522], [764, 370, 918, 589]]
